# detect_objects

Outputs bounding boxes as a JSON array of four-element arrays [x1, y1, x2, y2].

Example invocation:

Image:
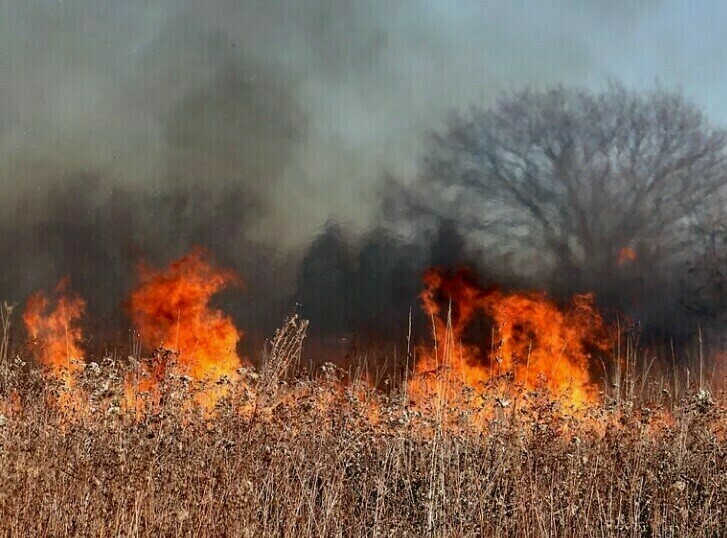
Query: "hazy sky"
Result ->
[[0, 0, 725, 248]]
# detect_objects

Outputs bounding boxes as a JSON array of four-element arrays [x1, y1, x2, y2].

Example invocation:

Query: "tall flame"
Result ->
[[22, 279, 87, 416], [23, 279, 86, 380], [412, 268, 610, 408], [127, 248, 242, 409]]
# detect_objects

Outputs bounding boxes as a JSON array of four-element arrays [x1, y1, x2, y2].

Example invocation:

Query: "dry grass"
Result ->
[[0, 318, 724, 537]]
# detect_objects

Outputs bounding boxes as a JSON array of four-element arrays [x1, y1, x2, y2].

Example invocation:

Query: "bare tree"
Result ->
[[397, 84, 727, 313]]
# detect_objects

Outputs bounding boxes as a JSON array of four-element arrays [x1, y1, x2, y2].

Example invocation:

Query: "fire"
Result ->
[[23, 279, 86, 380], [22, 279, 87, 415], [618, 247, 637, 267], [6, 256, 721, 442], [411, 268, 610, 410], [126, 248, 243, 411]]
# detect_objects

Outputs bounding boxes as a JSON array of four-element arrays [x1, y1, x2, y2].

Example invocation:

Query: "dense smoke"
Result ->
[[292, 220, 496, 356], [1, 1, 724, 357]]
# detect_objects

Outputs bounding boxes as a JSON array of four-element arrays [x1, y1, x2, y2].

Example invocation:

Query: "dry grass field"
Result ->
[[0, 312, 724, 537], [0, 258, 724, 536]]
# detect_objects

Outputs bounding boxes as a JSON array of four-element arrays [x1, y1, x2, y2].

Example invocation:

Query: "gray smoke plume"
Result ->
[[5, 0, 724, 357]]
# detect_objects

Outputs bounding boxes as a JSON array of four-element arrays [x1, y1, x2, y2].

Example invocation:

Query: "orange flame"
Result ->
[[617, 247, 637, 267], [22, 279, 87, 416], [126, 248, 243, 411], [23, 279, 86, 379], [412, 268, 610, 409]]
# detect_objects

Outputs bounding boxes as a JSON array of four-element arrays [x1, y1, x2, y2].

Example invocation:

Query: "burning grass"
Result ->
[[0, 343, 723, 536], [411, 268, 610, 411], [0, 251, 724, 536], [125, 249, 243, 413]]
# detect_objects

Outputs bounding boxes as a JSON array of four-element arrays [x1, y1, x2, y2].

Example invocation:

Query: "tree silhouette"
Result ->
[[395, 84, 727, 323]]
